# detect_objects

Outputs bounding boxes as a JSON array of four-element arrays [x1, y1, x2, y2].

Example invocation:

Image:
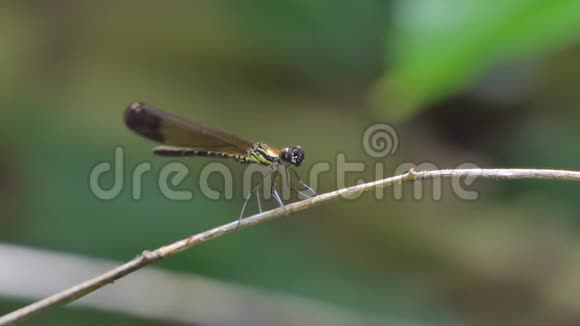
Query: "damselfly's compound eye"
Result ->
[[289, 146, 304, 167]]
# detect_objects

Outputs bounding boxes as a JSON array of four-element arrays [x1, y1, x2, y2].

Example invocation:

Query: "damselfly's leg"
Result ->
[[272, 188, 285, 210], [285, 166, 313, 199], [239, 195, 251, 226], [256, 187, 262, 213], [238, 169, 274, 227], [239, 182, 262, 227], [290, 168, 318, 196], [270, 168, 280, 206], [270, 167, 289, 213], [290, 186, 313, 199]]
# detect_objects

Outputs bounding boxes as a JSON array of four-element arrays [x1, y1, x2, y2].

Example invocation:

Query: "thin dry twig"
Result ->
[[2, 168, 580, 325]]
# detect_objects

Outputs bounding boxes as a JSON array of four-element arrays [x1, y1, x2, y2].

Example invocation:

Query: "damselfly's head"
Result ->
[[281, 146, 305, 167]]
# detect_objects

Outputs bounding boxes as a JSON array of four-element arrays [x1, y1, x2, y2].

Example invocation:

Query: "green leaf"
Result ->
[[374, 0, 580, 119]]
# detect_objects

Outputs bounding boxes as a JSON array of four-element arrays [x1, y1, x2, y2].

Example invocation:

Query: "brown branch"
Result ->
[[2, 168, 580, 325]]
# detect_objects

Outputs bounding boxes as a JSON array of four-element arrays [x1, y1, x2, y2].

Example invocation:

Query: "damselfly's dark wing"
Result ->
[[124, 102, 254, 155]]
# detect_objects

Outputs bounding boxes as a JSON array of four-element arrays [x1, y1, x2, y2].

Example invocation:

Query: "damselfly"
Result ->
[[124, 102, 316, 222]]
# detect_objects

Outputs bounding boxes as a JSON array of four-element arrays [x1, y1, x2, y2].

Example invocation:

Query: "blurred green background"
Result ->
[[2, 1, 580, 325]]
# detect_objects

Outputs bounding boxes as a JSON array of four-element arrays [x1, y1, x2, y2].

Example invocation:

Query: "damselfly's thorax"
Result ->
[[245, 142, 304, 167]]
